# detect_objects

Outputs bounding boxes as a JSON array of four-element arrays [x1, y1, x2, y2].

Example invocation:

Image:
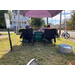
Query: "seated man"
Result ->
[[29, 25, 35, 34], [20, 25, 34, 43], [42, 25, 53, 43], [29, 25, 33, 29], [43, 24, 52, 33]]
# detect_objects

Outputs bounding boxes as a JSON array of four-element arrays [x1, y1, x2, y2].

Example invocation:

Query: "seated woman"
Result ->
[[38, 25, 46, 32]]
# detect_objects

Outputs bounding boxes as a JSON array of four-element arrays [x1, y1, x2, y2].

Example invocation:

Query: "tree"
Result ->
[[62, 10, 75, 30], [70, 10, 75, 29], [7, 10, 12, 20], [30, 18, 45, 28], [0, 10, 8, 29]]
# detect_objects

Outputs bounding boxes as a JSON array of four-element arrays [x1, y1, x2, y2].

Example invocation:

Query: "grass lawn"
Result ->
[[0, 33, 75, 65]]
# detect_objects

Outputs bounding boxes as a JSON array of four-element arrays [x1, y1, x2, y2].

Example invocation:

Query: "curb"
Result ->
[[70, 37, 75, 40]]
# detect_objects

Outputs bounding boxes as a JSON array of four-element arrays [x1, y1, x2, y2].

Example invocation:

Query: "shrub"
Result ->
[[18, 28, 25, 32]]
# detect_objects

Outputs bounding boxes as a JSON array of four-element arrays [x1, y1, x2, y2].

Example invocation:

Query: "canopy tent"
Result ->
[[20, 10, 62, 17], [19, 10, 69, 45], [13, 10, 70, 46], [19, 10, 62, 35]]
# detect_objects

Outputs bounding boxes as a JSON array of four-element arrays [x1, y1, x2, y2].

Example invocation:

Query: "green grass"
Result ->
[[0, 33, 75, 65]]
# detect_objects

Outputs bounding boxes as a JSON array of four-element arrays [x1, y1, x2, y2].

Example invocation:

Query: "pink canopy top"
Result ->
[[20, 10, 62, 18]]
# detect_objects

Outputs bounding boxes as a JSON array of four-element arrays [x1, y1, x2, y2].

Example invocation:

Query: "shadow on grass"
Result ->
[[0, 41, 75, 65]]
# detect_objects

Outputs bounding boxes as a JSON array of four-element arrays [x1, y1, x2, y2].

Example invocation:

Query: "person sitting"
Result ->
[[38, 25, 46, 32], [20, 25, 33, 43], [29, 25, 33, 29], [25, 25, 29, 29], [29, 25, 35, 35], [43, 24, 52, 33], [42, 24, 53, 43]]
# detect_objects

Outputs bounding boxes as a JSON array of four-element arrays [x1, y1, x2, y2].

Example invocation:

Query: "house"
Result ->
[[10, 11, 29, 29]]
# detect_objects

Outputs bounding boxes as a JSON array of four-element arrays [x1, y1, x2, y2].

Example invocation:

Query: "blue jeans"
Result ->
[[25, 39, 33, 43]]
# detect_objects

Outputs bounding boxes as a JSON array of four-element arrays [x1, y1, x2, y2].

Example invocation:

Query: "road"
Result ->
[[0, 31, 15, 33], [60, 30, 75, 38]]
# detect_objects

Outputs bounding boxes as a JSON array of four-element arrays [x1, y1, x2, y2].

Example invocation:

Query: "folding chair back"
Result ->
[[22, 29, 33, 40], [44, 29, 57, 43]]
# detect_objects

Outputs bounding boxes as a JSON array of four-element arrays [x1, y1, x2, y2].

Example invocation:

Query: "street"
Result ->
[[61, 30, 75, 38], [0, 31, 15, 33]]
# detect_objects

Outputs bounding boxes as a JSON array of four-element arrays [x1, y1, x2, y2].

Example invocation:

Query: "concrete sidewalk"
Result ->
[[68, 38, 75, 42]]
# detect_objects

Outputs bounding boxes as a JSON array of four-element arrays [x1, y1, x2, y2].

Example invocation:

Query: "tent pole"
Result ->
[[47, 17, 48, 25], [51, 17, 53, 25], [18, 10, 20, 31], [59, 12, 62, 36], [64, 10, 67, 44]]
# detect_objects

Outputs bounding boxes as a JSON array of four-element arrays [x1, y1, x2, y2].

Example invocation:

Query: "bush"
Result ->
[[18, 28, 25, 32], [0, 24, 4, 29]]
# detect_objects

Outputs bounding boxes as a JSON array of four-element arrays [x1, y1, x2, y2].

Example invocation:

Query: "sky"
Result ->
[[44, 10, 72, 25]]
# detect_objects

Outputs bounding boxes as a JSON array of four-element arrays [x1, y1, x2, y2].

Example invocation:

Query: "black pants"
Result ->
[[42, 34, 52, 42]]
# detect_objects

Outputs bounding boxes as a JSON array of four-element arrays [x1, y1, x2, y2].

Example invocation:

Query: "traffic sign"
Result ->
[[4, 13, 10, 28], [4, 13, 13, 51]]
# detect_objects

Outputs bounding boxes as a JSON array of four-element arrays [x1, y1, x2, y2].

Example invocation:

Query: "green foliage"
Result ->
[[46, 24, 48, 27], [71, 11, 75, 27], [0, 10, 8, 29], [18, 28, 24, 32], [31, 18, 45, 28], [62, 10, 75, 29], [7, 10, 12, 20]]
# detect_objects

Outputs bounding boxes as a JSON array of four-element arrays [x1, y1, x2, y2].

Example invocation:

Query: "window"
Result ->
[[24, 22, 26, 24], [20, 22, 21, 25], [10, 21, 12, 25], [14, 16, 15, 19], [13, 22, 15, 24]]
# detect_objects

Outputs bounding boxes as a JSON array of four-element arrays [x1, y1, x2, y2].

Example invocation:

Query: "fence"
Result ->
[[63, 27, 75, 30]]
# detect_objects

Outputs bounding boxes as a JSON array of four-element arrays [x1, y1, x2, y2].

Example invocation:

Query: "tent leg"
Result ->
[[64, 10, 67, 44], [59, 12, 62, 36], [47, 17, 48, 25]]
